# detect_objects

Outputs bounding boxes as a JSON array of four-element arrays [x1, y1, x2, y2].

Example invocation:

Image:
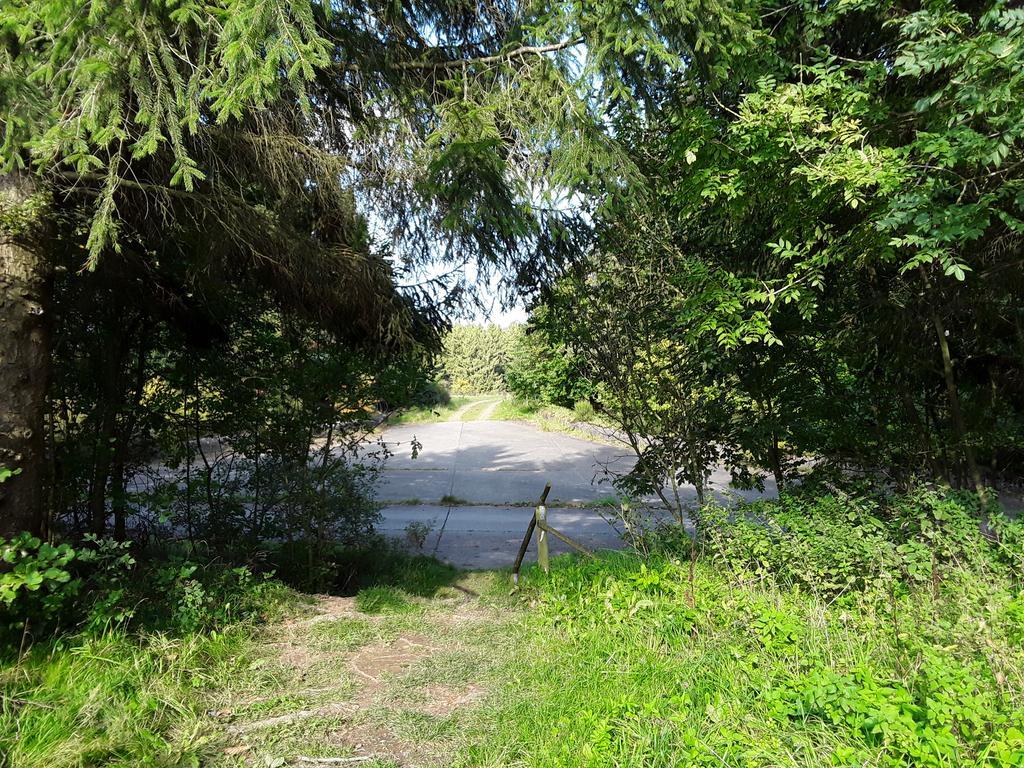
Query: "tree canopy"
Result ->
[[515, 0, 1024, 510]]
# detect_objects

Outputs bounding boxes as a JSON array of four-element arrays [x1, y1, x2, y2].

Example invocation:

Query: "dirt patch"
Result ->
[[448, 398, 499, 422], [411, 683, 487, 716], [228, 702, 356, 735], [349, 634, 436, 696], [284, 595, 363, 627], [320, 721, 438, 766], [270, 640, 317, 670], [219, 587, 505, 766]]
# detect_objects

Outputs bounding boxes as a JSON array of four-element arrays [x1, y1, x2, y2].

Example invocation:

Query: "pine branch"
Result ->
[[345, 38, 584, 72]]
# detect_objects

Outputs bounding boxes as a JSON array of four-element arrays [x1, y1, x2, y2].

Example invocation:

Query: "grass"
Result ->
[[0, 541, 462, 768], [385, 394, 616, 446], [385, 395, 500, 426], [6, 491, 1022, 767], [0, 621, 261, 766], [493, 397, 619, 444], [355, 586, 422, 615], [384, 396, 474, 425], [455, 550, 1024, 767]]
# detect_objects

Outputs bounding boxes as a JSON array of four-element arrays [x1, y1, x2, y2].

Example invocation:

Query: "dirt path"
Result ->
[[473, 399, 501, 422], [212, 576, 513, 767], [446, 398, 500, 422]]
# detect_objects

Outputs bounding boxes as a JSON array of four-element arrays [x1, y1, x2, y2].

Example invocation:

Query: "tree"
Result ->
[[538, 241, 749, 531], [0, 174, 51, 534], [437, 324, 521, 394], [2, 0, 658, 536], [507, 306, 596, 408], [528, 0, 1024, 495]]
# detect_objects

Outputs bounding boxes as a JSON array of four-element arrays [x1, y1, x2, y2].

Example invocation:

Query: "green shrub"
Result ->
[[0, 534, 139, 641], [0, 532, 288, 648], [480, 487, 1024, 767], [573, 399, 596, 422], [0, 533, 77, 634], [147, 559, 286, 633], [493, 515, 1024, 768], [417, 379, 451, 406], [698, 488, 1020, 596]]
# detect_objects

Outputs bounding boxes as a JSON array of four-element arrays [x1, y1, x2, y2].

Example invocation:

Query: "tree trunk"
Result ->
[[918, 267, 984, 497], [767, 429, 785, 491], [111, 459, 127, 542], [87, 405, 116, 536], [930, 310, 984, 496], [0, 172, 52, 539]]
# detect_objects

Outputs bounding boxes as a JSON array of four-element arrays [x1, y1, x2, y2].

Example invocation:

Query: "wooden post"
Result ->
[[512, 482, 551, 585], [536, 502, 549, 574]]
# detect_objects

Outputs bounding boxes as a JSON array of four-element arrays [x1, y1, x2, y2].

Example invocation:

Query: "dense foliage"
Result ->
[[3, 0, 677, 539], [437, 324, 523, 394], [1, 4, 1023, 764], [505, 307, 597, 408], [515, 0, 1024, 511], [481, 488, 1024, 768]]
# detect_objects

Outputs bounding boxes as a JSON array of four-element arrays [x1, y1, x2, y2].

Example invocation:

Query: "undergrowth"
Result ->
[[4, 488, 1023, 767], [0, 550, 298, 768], [492, 397, 614, 442], [384, 396, 476, 425], [462, 488, 1024, 768]]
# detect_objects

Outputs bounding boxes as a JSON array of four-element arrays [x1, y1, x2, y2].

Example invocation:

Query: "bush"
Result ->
[[496, 491, 1024, 768], [417, 379, 451, 407], [697, 488, 1022, 596], [0, 532, 289, 649], [573, 399, 596, 422], [0, 534, 78, 635], [147, 559, 286, 633], [0, 534, 138, 642], [506, 315, 596, 408], [141, 452, 382, 570]]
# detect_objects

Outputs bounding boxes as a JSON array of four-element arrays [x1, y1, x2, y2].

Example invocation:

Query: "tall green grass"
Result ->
[[0, 628, 254, 767], [459, 492, 1024, 768], [384, 396, 475, 425]]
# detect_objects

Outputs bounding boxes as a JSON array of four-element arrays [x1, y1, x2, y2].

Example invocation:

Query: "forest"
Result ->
[[1, 0, 1023, 766]]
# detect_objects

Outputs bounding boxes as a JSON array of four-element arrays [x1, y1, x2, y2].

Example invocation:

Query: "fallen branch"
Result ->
[[227, 703, 355, 734]]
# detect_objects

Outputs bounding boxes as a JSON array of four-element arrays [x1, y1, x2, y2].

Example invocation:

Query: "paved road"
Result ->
[[376, 419, 774, 568]]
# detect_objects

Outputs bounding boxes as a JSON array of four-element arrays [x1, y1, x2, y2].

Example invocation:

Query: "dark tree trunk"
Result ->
[[930, 310, 984, 495], [87, 406, 116, 535], [919, 267, 984, 496], [0, 172, 53, 539], [767, 429, 785, 491], [111, 326, 149, 542], [111, 458, 127, 542], [86, 319, 136, 536]]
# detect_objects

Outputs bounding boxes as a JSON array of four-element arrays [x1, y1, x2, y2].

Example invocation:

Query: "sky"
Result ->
[[471, 297, 528, 327], [390, 246, 531, 327], [467, 268, 529, 326]]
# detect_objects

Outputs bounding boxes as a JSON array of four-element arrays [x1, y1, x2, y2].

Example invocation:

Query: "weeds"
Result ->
[[5, 489, 1022, 768], [462, 489, 1024, 768]]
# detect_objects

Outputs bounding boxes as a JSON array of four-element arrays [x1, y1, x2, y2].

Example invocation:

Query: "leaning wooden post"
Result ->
[[512, 482, 550, 585], [536, 501, 549, 574]]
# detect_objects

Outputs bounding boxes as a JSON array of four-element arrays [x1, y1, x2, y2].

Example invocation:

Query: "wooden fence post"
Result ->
[[512, 482, 551, 585], [536, 502, 549, 574]]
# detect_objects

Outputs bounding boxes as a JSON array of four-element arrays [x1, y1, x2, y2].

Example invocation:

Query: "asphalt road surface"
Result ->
[[376, 419, 774, 568]]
